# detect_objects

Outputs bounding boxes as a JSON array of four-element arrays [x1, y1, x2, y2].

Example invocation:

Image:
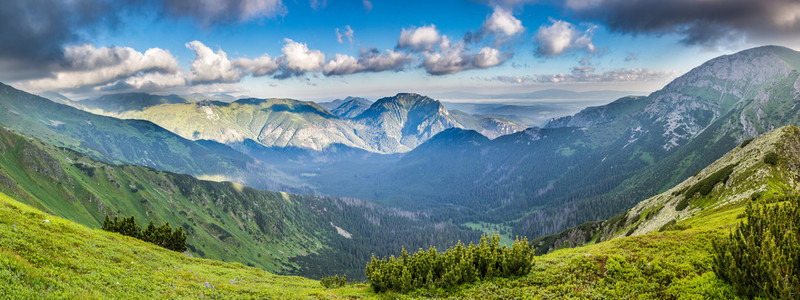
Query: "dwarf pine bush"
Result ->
[[365, 233, 534, 293]]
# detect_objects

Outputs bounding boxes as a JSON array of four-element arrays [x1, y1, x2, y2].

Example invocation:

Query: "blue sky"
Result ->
[[2, 0, 799, 101]]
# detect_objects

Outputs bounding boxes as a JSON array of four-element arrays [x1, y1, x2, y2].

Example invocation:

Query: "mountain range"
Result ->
[[74, 92, 526, 153]]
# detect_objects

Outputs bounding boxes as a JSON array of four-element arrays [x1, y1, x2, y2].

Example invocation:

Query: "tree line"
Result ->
[[102, 215, 187, 252]]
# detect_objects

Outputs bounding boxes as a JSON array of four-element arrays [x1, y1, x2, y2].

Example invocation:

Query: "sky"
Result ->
[[2, 0, 800, 101]]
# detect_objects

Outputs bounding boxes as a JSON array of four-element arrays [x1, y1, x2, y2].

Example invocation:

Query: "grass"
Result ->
[[0, 191, 373, 299]]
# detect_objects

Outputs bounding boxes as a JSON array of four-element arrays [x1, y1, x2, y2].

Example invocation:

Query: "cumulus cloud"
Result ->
[[362, 0, 373, 12], [481, 6, 524, 37], [422, 37, 509, 75], [563, 0, 800, 47], [336, 25, 355, 44], [535, 19, 596, 57], [23, 44, 180, 91], [233, 55, 279, 77], [397, 25, 442, 51], [323, 49, 414, 76], [185, 41, 242, 83], [162, 0, 285, 25], [485, 67, 678, 84], [473, 47, 504, 68], [276, 39, 326, 78]]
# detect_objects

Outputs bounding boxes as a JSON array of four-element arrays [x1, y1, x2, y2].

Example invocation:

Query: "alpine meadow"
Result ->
[[2, 0, 800, 298]]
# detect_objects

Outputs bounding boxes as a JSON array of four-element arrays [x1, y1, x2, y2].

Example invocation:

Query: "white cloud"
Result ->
[[23, 44, 179, 91], [422, 37, 508, 75], [473, 47, 503, 68], [362, 0, 373, 12], [323, 54, 361, 75], [534, 19, 596, 57], [233, 54, 279, 76], [185, 41, 242, 83], [323, 49, 414, 75], [481, 6, 524, 36], [336, 25, 354, 44], [397, 25, 441, 51], [278, 38, 325, 75]]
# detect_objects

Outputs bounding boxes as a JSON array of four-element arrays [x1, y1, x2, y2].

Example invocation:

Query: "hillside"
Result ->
[[534, 126, 800, 254], [0, 191, 372, 298], [0, 125, 479, 280]]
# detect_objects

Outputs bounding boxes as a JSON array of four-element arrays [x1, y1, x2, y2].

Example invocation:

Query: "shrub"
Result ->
[[103, 215, 186, 252], [320, 275, 346, 288], [675, 198, 691, 211], [365, 234, 534, 293], [658, 219, 691, 232], [684, 164, 736, 200], [764, 152, 780, 166], [739, 138, 754, 148], [713, 195, 800, 298]]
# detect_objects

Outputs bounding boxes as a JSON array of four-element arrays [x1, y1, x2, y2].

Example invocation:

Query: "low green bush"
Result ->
[[764, 151, 780, 166], [684, 164, 736, 200], [320, 274, 346, 288], [713, 195, 800, 298], [365, 234, 534, 293]]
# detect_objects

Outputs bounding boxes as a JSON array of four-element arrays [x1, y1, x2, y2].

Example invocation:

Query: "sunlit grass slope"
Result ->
[[0, 191, 372, 299]]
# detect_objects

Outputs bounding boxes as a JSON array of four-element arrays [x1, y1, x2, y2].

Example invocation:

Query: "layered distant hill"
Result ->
[[76, 92, 526, 153]]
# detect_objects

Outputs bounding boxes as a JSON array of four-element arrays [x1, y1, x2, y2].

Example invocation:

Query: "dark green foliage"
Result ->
[[658, 219, 691, 232], [684, 164, 736, 200], [713, 195, 800, 298], [675, 198, 691, 211], [102, 215, 186, 252], [320, 275, 346, 288], [72, 163, 95, 177], [764, 151, 780, 166], [365, 234, 534, 293], [750, 192, 762, 201], [739, 138, 754, 148], [630, 214, 641, 224]]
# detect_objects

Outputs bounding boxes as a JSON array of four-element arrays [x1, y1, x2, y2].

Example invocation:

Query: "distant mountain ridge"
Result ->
[[73, 92, 526, 153]]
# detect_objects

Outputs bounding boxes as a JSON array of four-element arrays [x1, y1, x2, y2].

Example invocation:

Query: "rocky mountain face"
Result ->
[[81, 92, 525, 154], [544, 96, 646, 129], [534, 125, 800, 254], [321, 96, 372, 118]]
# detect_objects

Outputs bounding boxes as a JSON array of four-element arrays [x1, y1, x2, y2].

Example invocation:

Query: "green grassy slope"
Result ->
[[0, 191, 372, 299], [0, 125, 479, 280]]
